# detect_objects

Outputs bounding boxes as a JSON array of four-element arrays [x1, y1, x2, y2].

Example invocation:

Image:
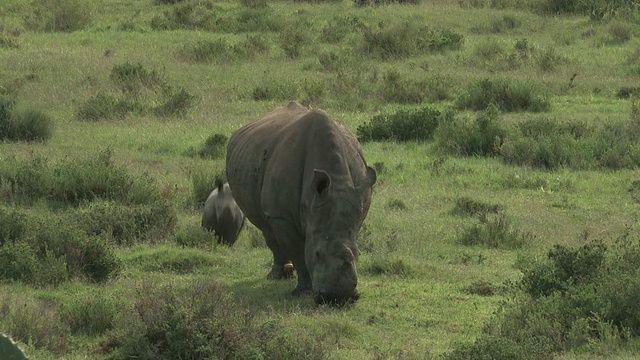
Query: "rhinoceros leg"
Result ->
[[263, 230, 294, 280], [267, 218, 312, 296]]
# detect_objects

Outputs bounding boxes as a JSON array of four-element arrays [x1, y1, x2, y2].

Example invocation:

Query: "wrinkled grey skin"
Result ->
[[226, 102, 376, 305], [202, 179, 246, 246]]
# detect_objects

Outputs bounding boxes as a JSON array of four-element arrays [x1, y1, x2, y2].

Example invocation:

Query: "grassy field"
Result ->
[[1, 0, 640, 359]]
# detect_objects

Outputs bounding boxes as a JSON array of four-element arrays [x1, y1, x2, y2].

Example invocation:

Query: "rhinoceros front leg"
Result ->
[[268, 218, 312, 296], [263, 229, 295, 280]]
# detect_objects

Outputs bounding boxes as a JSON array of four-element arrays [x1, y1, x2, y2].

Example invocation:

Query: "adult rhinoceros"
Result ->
[[226, 101, 376, 305]]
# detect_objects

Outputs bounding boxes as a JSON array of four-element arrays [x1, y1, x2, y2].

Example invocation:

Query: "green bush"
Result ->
[[0, 208, 27, 246], [436, 104, 507, 157], [357, 105, 453, 142], [106, 278, 330, 359], [0, 294, 70, 354], [150, 2, 221, 31], [452, 197, 503, 217], [74, 200, 177, 246], [60, 290, 117, 335], [110, 61, 162, 95], [75, 92, 134, 121], [27, 0, 92, 32], [0, 95, 53, 142], [197, 133, 228, 159], [455, 78, 550, 112], [155, 86, 196, 117], [0, 240, 40, 283]]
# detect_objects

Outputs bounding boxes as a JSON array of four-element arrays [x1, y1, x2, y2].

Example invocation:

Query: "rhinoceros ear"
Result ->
[[312, 169, 331, 199], [361, 166, 377, 189]]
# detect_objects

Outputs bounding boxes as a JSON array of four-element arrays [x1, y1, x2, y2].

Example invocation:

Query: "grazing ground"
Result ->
[[1, 0, 640, 359]]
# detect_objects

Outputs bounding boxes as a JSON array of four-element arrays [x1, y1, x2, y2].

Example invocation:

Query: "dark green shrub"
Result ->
[[417, 27, 464, 52], [28, 0, 92, 32], [150, 2, 221, 31], [60, 291, 117, 335], [196, 133, 228, 159], [452, 197, 503, 217], [74, 200, 177, 246], [251, 82, 298, 101], [155, 86, 196, 116], [376, 71, 452, 104], [0, 208, 26, 246], [436, 104, 507, 157], [361, 21, 418, 59], [521, 241, 607, 298], [0, 241, 40, 283], [0, 294, 70, 354], [0, 149, 162, 206], [455, 78, 550, 112], [235, 7, 283, 33], [75, 92, 135, 121], [279, 25, 308, 59], [181, 38, 236, 63], [357, 105, 453, 142], [107, 278, 330, 359], [110, 61, 162, 94], [387, 198, 407, 210], [0, 96, 53, 142]]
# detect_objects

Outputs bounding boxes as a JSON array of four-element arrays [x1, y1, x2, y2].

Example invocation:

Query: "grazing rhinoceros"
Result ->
[[202, 179, 246, 246], [226, 101, 376, 305]]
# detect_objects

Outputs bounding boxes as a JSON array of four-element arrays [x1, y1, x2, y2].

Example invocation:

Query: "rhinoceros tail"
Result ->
[[215, 178, 224, 192]]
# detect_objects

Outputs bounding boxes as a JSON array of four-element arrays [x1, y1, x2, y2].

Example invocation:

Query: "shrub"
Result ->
[[0, 294, 70, 354], [155, 86, 196, 117], [106, 277, 330, 359], [436, 104, 507, 157], [110, 61, 162, 95], [376, 71, 452, 104], [0, 96, 53, 142], [235, 7, 283, 33], [27, 0, 92, 32], [60, 290, 118, 335], [251, 81, 298, 101], [452, 197, 503, 217], [279, 25, 309, 59], [74, 200, 177, 246], [150, 2, 221, 31], [75, 92, 134, 121], [357, 105, 453, 142], [458, 211, 531, 249], [0, 240, 40, 283], [0, 208, 26, 246], [455, 78, 550, 112], [196, 133, 228, 159]]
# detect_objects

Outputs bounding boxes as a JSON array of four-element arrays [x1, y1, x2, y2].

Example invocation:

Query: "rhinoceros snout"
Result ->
[[314, 288, 360, 306]]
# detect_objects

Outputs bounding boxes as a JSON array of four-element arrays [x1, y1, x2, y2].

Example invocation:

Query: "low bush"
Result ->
[[455, 78, 550, 112], [377, 71, 452, 104], [357, 105, 454, 142], [195, 133, 228, 159], [74, 199, 177, 246], [436, 104, 507, 157], [150, 2, 221, 31], [60, 290, 118, 336], [76, 62, 194, 120], [105, 277, 330, 359], [0, 95, 53, 142], [0, 148, 161, 206], [452, 197, 503, 217], [448, 229, 640, 358], [27, 0, 92, 32], [0, 294, 70, 354], [361, 21, 463, 59]]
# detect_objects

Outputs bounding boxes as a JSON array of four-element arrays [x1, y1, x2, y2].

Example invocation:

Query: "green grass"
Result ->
[[1, 0, 640, 358]]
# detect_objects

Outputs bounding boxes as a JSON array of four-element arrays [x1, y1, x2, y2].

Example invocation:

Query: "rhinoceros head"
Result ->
[[305, 167, 376, 305]]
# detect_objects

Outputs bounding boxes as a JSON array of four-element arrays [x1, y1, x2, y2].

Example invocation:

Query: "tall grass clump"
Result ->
[[26, 0, 92, 32], [455, 78, 550, 112], [436, 104, 507, 157], [105, 277, 330, 359], [150, 2, 221, 31], [376, 70, 452, 104], [357, 105, 454, 142], [196, 133, 228, 159], [458, 211, 531, 249], [0, 95, 53, 142]]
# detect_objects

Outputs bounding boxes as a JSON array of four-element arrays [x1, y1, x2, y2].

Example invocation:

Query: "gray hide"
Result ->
[[226, 101, 376, 305], [202, 179, 246, 246]]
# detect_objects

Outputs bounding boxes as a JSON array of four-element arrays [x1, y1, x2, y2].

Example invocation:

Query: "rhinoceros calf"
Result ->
[[202, 179, 246, 246], [226, 101, 376, 305]]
